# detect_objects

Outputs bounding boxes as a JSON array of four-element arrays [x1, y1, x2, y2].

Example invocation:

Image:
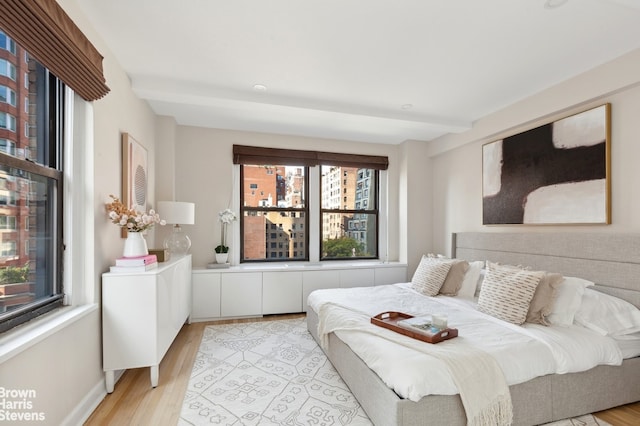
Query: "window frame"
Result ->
[[234, 145, 388, 265], [0, 59, 65, 334], [320, 166, 380, 261], [239, 164, 310, 263]]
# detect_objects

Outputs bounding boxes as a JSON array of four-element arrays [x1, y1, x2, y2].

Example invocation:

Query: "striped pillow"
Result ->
[[478, 262, 544, 325], [411, 255, 455, 297]]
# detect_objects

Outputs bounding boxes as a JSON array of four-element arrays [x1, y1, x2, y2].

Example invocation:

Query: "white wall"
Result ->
[[427, 48, 640, 256], [0, 1, 160, 424], [159, 127, 402, 267]]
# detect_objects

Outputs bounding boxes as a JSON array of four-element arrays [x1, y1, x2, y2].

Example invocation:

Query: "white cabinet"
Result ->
[[220, 272, 262, 317], [340, 268, 375, 288], [302, 270, 340, 312], [263, 271, 303, 314], [191, 272, 221, 320], [190, 263, 407, 319], [375, 266, 407, 285], [102, 255, 191, 393]]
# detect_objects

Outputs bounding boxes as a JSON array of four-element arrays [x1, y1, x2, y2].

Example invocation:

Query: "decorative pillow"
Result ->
[[458, 260, 485, 299], [439, 260, 470, 296], [411, 255, 455, 297], [547, 276, 595, 327], [477, 262, 545, 325], [574, 289, 640, 336], [526, 272, 562, 325]]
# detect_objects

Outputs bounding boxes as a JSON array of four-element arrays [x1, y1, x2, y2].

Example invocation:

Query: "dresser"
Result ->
[[101, 255, 191, 392]]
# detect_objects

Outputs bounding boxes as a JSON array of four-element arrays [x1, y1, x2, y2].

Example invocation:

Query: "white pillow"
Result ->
[[547, 276, 595, 327], [411, 255, 455, 297], [574, 289, 640, 336], [457, 260, 485, 299], [477, 262, 544, 325]]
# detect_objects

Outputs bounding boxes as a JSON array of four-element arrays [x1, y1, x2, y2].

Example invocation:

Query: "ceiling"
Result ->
[[76, 0, 640, 145]]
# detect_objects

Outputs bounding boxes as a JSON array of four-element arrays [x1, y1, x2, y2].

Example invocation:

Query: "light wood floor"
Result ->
[[85, 314, 640, 426]]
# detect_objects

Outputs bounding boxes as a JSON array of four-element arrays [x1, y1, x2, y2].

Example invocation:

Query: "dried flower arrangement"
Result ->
[[105, 195, 166, 232]]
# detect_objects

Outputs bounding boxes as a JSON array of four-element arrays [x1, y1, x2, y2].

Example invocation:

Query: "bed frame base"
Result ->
[[308, 304, 640, 426]]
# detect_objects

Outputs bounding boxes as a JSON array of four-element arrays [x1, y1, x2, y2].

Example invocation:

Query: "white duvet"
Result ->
[[307, 283, 623, 402]]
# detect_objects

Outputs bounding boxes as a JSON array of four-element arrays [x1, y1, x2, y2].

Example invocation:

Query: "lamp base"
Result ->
[[164, 224, 191, 256]]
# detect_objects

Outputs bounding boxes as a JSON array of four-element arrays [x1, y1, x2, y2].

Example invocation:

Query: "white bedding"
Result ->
[[307, 283, 624, 402]]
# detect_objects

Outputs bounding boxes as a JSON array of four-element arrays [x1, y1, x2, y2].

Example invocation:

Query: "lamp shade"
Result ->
[[157, 201, 195, 225]]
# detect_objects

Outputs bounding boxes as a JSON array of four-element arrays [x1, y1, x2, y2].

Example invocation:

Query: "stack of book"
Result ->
[[109, 254, 158, 273]]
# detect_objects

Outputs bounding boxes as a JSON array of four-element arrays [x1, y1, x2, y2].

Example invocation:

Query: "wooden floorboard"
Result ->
[[84, 313, 639, 425]]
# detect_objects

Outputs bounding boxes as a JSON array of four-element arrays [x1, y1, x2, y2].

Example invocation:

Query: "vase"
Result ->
[[215, 253, 228, 264], [123, 231, 149, 258]]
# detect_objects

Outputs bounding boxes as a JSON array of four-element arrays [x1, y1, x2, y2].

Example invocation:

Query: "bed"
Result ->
[[306, 232, 640, 426]]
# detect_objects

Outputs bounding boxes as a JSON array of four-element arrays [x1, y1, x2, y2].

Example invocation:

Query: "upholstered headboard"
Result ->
[[452, 232, 640, 308]]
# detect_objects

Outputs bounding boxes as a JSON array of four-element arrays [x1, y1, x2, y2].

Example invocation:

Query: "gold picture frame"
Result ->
[[482, 104, 611, 225], [121, 132, 148, 237]]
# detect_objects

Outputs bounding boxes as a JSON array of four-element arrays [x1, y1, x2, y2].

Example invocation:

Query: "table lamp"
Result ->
[[157, 201, 195, 256]]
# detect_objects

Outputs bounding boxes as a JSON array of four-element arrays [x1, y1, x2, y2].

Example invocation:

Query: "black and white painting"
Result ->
[[482, 104, 610, 225]]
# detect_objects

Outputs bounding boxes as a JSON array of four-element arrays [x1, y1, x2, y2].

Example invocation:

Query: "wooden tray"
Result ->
[[371, 311, 458, 344]]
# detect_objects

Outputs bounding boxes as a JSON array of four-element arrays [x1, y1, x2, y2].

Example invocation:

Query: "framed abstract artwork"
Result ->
[[482, 104, 611, 225], [121, 132, 148, 237]]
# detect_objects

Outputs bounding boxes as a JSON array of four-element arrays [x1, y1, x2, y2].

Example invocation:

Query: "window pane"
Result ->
[[0, 165, 58, 319], [321, 212, 377, 259], [321, 166, 376, 210], [242, 165, 305, 208], [242, 211, 306, 261], [0, 59, 16, 80]]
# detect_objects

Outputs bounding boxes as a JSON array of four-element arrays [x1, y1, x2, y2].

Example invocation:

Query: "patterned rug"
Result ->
[[178, 317, 611, 426], [178, 317, 371, 425]]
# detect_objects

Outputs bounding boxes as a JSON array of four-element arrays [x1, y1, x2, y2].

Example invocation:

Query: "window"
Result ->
[[0, 139, 15, 156], [0, 215, 17, 230], [0, 30, 16, 55], [0, 32, 64, 334], [234, 145, 388, 264], [0, 85, 17, 106], [0, 58, 16, 80], [241, 165, 308, 262], [0, 112, 16, 132], [321, 166, 378, 259], [1, 241, 17, 257]]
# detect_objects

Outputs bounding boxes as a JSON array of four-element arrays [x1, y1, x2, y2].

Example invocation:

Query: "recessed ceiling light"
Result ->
[[253, 84, 267, 92], [401, 104, 413, 110], [544, 0, 568, 9]]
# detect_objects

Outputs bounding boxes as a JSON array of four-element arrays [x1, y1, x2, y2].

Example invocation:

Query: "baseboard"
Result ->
[[61, 370, 125, 426]]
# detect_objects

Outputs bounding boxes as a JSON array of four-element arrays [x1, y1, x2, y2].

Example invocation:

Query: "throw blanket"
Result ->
[[317, 302, 513, 426]]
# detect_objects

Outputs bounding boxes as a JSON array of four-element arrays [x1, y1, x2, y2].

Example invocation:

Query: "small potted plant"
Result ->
[[215, 208, 237, 263]]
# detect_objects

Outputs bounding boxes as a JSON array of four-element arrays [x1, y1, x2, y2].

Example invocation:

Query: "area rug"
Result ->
[[178, 317, 611, 426], [178, 317, 371, 425]]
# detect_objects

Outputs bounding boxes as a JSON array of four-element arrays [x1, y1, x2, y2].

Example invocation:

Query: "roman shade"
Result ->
[[232, 145, 389, 170], [0, 0, 110, 101]]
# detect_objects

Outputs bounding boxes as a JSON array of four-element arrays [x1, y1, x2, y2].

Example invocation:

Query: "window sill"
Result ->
[[0, 303, 98, 364], [193, 261, 406, 273]]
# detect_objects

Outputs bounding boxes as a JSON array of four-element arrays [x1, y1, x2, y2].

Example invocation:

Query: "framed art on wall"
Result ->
[[482, 104, 611, 225], [121, 132, 148, 237]]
